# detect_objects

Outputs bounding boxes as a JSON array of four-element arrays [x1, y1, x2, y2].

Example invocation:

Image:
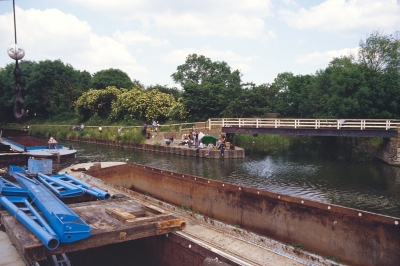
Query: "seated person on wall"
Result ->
[[220, 143, 226, 156], [179, 137, 190, 146], [230, 143, 235, 150], [166, 137, 174, 146], [188, 139, 194, 148], [206, 142, 214, 156], [196, 141, 205, 154], [216, 139, 222, 149]]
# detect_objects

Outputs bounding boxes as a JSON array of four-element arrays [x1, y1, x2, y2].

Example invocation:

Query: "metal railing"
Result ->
[[207, 118, 400, 131]]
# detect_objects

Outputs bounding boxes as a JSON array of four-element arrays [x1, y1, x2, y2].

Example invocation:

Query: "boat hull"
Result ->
[[85, 163, 400, 266]]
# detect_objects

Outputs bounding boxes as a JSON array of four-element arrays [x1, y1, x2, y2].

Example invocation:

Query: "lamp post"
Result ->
[[7, 0, 26, 121]]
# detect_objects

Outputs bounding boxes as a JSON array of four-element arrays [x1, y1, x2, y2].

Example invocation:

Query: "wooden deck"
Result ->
[[0, 198, 185, 263]]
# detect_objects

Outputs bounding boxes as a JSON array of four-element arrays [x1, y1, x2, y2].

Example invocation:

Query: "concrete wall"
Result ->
[[351, 129, 400, 165], [86, 163, 400, 266]]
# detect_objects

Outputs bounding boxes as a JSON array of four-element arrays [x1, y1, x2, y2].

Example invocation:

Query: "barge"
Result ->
[[2, 161, 399, 265], [82, 162, 400, 266], [0, 136, 76, 171]]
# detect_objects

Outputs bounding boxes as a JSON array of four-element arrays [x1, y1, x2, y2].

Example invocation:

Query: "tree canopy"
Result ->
[[89, 68, 134, 90], [171, 54, 242, 121], [1, 31, 399, 124]]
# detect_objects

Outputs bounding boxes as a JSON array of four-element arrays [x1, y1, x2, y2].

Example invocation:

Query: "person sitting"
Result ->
[[220, 144, 226, 156], [230, 143, 235, 150], [166, 137, 174, 146], [206, 142, 214, 155], [196, 141, 205, 155], [179, 138, 189, 146], [188, 139, 194, 148], [216, 139, 222, 149]]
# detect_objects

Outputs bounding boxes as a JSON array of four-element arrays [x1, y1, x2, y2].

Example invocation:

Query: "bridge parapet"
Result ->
[[208, 118, 400, 131]]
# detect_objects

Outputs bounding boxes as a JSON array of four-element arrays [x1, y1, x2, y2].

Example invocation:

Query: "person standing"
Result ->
[[146, 126, 151, 139], [142, 123, 147, 136], [194, 131, 199, 147]]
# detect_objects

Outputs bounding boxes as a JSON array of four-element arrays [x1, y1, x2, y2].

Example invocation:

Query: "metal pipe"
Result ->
[[0, 177, 28, 196], [52, 173, 111, 200], [37, 173, 85, 198], [0, 196, 59, 250], [9, 166, 91, 243]]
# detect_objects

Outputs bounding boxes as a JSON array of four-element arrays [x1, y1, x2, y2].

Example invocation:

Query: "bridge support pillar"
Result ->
[[350, 129, 400, 165]]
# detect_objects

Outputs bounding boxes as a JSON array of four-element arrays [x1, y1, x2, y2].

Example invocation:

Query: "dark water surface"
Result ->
[[63, 140, 400, 218]]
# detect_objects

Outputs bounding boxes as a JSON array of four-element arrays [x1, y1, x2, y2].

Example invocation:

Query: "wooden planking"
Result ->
[[1, 198, 183, 263]]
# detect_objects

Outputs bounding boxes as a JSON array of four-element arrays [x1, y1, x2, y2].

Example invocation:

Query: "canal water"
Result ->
[[62, 140, 400, 218]]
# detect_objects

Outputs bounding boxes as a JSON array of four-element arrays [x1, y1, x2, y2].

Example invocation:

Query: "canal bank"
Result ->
[[67, 130, 245, 159]]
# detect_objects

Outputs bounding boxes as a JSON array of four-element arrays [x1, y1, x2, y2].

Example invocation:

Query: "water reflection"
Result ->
[[63, 140, 400, 218]]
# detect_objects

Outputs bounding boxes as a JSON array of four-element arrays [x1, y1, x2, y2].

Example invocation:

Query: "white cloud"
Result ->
[[162, 48, 257, 68], [0, 7, 149, 81], [295, 47, 359, 66], [231, 63, 251, 73], [113, 30, 169, 47], [70, 0, 273, 38], [280, 0, 400, 34]]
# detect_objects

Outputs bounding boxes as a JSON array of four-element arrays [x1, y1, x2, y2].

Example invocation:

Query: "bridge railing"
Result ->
[[207, 118, 400, 131]]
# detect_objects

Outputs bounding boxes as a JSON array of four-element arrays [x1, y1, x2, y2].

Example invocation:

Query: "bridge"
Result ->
[[207, 118, 400, 138]]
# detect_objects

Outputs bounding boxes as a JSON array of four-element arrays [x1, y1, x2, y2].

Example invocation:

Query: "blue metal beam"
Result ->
[[51, 173, 111, 200], [0, 196, 60, 250], [37, 173, 85, 198], [0, 177, 28, 196], [8, 166, 91, 243]]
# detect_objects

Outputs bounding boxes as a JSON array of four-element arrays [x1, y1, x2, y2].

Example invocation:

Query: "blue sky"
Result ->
[[1, 0, 399, 88]]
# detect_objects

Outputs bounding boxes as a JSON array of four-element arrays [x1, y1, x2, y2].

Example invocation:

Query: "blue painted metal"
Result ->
[[9, 166, 91, 243], [0, 196, 60, 250], [0, 177, 28, 196], [37, 173, 85, 198], [28, 158, 52, 175], [50, 173, 111, 200]]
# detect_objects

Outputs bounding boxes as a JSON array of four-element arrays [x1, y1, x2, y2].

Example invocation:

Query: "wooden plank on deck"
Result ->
[[1, 198, 184, 263]]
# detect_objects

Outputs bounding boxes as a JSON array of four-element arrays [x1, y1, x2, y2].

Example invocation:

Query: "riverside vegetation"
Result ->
[[3, 122, 383, 162]]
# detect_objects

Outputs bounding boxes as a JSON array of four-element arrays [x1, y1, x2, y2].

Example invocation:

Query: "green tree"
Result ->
[[225, 83, 273, 118], [171, 54, 242, 121], [110, 87, 187, 122], [75, 86, 123, 120], [358, 31, 400, 73], [90, 68, 134, 89], [147, 84, 183, 100], [25, 60, 91, 117]]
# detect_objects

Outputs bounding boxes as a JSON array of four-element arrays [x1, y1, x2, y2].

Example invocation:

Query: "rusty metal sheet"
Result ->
[[86, 163, 400, 266]]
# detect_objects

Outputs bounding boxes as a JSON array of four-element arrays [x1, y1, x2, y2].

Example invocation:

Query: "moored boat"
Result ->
[[0, 136, 76, 171]]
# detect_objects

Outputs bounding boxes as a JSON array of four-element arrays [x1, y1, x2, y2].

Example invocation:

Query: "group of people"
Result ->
[[71, 124, 85, 131], [142, 120, 159, 139], [177, 130, 234, 156]]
